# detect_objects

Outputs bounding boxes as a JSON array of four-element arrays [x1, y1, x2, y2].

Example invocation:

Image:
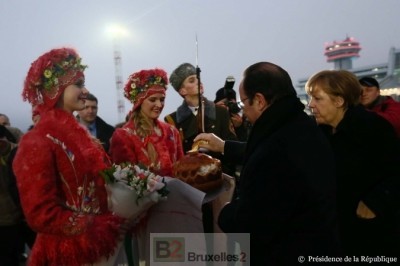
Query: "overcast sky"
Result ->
[[1, 0, 399, 131]]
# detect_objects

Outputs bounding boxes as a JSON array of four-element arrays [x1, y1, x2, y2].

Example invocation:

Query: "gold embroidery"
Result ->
[[47, 134, 101, 232]]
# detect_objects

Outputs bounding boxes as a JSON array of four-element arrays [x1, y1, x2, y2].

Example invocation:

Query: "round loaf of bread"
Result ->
[[173, 152, 223, 193]]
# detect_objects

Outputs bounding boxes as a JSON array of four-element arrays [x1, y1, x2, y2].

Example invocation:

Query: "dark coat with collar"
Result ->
[[76, 115, 115, 153], [218, 96, 341, 265], [319, 105, 400, 256], [94, 116, 115, 153]]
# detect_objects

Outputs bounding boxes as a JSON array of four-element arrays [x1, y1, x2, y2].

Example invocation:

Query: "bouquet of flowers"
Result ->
[[100, 162, 169, 219]]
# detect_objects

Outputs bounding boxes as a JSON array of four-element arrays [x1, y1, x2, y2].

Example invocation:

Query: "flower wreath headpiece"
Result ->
[[23, 47, 87, 110], [124, 68, 168, 111]]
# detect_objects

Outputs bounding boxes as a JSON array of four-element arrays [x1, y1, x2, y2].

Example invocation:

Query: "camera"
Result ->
[[226, 100, 241, 114], [224, 76, 235, 91], [223, 76, 241, 114]]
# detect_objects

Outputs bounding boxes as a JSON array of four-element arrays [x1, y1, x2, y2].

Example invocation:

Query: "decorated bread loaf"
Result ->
[[173, 152, 223, 193]]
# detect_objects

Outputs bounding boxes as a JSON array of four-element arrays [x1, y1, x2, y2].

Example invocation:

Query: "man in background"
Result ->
[[359, 77, 400, 137], [0, 114, 10, 127], [0, 125, 35, 265], [0, 113, 24, 142], [77, 93, 115, 152], [165, 63, 237, 166], [164, 62, 237, 234], [214, 78, 251, 142]]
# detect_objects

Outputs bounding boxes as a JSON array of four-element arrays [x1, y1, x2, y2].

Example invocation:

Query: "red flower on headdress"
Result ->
[[124, 68, 168, 106], [22, 47, 87, 110]]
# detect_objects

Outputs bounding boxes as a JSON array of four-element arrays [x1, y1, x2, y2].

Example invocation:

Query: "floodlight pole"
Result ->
[[112, 36, 126, 123]]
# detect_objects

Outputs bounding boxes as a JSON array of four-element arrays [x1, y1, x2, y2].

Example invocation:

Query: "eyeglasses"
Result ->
[[238, 97, 249, 108]]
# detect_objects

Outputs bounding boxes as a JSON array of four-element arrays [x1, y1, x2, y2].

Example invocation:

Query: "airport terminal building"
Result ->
[[297, 37, 400, 107]]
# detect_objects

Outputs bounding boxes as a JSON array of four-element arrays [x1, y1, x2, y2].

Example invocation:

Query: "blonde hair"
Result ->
[[131, 109, 158, 166], [306, 70, 361, 109]]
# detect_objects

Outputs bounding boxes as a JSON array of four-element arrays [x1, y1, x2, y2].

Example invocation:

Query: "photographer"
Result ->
[[214, 76, 251, 141]]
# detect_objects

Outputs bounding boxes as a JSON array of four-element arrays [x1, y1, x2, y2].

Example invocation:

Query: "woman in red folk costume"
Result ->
[[109, 68, 184, 176], [13, 47, 132, 266]]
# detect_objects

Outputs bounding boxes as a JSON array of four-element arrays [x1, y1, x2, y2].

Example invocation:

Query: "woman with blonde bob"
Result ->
[[306, 70, 400, 255]]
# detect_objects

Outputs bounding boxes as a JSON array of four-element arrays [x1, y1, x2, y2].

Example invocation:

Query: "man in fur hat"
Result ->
[[164, 63, 237, 233]]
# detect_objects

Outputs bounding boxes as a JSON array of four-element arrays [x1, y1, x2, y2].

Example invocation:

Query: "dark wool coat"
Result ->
[[94, 116, 115, 153], [319, 105, 400, 256], [219, 96, 341, 265]]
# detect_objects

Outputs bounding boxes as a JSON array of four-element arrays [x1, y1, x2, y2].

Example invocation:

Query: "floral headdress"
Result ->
[[22, 47, 87, 110], [124, 68, 168, 111]]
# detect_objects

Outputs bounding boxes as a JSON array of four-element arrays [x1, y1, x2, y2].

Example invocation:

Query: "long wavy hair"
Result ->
[[131, 109, 159, 167]]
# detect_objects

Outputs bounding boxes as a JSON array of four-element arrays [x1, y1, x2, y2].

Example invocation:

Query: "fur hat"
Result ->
[[22, 47, 87, 111], [124, 68, 168, 111], [169, 63, 196, 92], [359, 77, 380, 89]]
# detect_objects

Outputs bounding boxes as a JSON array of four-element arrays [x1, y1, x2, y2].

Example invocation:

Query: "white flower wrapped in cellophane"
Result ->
[[101, 163, 168, 219]]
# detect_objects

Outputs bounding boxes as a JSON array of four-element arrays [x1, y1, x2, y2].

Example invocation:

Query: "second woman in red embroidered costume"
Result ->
[[109, 68, 184, 176]]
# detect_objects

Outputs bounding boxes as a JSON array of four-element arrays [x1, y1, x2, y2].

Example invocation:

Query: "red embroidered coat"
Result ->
[[13, 109, 124, 266], [109, 120, 184, 177]]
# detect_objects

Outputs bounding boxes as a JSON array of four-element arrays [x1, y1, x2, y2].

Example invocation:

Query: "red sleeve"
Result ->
[[13, 134, 125, 265], [372, 99, 400, 137], [109, 128, 138, 164]]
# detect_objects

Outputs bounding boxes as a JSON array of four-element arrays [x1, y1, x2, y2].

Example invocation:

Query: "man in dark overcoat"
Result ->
[[195, 62, 341, 265]]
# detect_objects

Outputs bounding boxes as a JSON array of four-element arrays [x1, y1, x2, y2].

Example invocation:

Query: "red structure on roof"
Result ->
[[324, 36, 362, 69]]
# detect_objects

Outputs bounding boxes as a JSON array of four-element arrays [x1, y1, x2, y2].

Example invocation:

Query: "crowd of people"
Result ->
[[1, 46, 400, 265]]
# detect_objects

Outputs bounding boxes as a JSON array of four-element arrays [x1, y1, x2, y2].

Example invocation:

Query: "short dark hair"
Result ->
[[86, 93, 98, 103], [242, 62, 296, 105]]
